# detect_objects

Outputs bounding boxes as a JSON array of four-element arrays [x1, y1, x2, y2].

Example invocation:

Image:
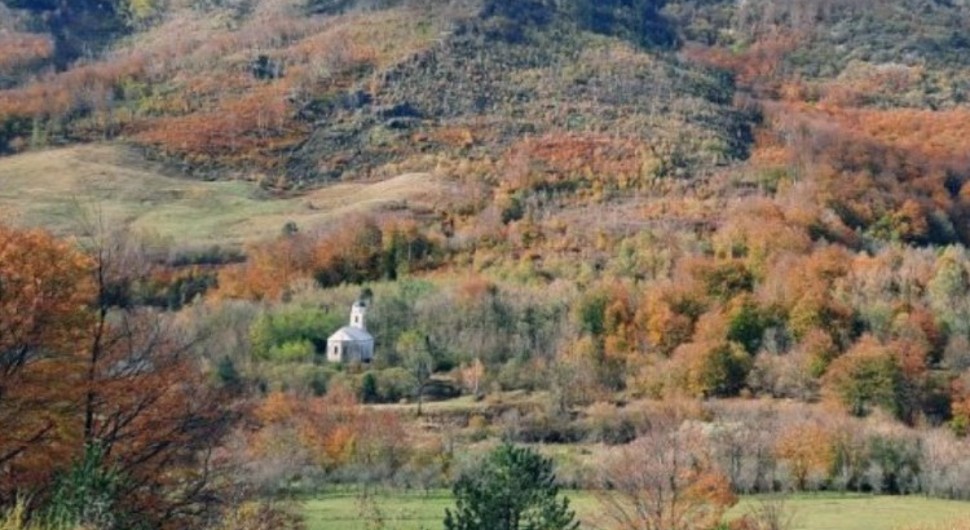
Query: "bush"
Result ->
[[375, 367, 416, 402], [266, 340, 315, 363], [44, 444, 130, 530], [209, 501, 305, 530], [583, 402, 637, 445], [250, 307, 342, 362]]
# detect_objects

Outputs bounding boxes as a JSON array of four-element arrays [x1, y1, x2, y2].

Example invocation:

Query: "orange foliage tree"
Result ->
[[823, 336, 909, 420], [774, 422, 835, 491], [0, 225, 238, 526], [249, 385, 407, 479], [0, 226, 93, 498]]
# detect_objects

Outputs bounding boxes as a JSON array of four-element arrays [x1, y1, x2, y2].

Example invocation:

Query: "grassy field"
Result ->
[[303, 490, 970, 530], [0, 144, 440, 248]]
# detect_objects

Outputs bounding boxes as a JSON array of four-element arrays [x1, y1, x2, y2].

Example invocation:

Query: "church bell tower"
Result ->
[[350, 300, 367, 330]]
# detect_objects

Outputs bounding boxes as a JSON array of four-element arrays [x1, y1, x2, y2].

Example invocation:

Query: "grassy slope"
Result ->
[[304, 491, 970, 530], [0, 143, 440, 247]]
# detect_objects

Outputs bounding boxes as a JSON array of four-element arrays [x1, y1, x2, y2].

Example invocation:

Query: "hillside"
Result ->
[[0, 0, 750, 186], [286, 0, 751, 184]]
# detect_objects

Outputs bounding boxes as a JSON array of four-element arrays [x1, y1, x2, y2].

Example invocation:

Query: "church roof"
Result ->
[[328, 326, 374, 342]]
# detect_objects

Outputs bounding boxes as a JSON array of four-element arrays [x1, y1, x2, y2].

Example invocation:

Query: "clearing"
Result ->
[[0, 144, 441, 248], [304, 491, 970, 530]]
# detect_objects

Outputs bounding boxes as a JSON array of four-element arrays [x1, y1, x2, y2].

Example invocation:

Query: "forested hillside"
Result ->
[[3, 0, 970, 529]]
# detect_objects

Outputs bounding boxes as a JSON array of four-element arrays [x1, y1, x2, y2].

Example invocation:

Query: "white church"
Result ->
[[326, 300, 375, 363]]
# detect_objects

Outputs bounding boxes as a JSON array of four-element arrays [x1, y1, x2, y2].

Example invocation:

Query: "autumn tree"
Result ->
[[774, 423, 835, 491], [675, 310, 754, 398], [683, 341, 753, 398], [73, 224, 238, 527], [823, 336, 908, 420], [75, 308, 237, 526], [248, 385, 407, 487], [0, 225, 93, 502], [459, 358, 486, 396], [0, 223, 239, 527], [597, 420, 737, 530]]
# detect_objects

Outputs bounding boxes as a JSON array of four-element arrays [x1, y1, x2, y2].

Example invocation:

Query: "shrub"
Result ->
[[266, 340, 316, 363], [250, 307, 342, 362], [737, 495, 797, 530], [44, 443, 129, 530], [583, 402, 637, 445], [209, 501, 305, 530], [374, 368, 416, 403]]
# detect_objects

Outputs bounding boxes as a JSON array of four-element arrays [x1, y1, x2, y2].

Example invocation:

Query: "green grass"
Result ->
[[303, 490, 452, 530], [0, 143, 439, 248], [370, 390, 551, 415], [304, 490, 970, 530], [729, 494, 970, 530]]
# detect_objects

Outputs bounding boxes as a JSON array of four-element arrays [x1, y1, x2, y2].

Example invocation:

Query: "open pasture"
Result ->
[[304, 491, 970, 530], [0, 144, 439, 248]]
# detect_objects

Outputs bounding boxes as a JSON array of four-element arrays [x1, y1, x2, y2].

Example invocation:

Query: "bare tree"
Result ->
[[595, 418, 737, 530], [72, 210, 240, 526], [742, 495, 797, 530]]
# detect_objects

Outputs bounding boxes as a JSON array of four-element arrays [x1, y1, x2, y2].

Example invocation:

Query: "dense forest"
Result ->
[[3, 0, 970, 528]]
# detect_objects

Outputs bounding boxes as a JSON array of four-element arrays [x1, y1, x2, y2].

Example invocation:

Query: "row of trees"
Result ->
[[216, 214, 440, 301]]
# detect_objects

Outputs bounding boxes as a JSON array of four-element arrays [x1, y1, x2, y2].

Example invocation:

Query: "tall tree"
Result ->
[[0, 225, 92, 501], [444, 443, 578, 530], [75, 225, 238, 527], [0, 223, 239, 527], [398, 330, 434, 416]]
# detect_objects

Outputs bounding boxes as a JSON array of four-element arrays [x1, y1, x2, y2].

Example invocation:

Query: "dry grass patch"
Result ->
[[0, 143, 441, 248]]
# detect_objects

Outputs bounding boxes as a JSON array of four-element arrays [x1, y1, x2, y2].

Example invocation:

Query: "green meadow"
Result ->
[[304, 491, 970, 530]]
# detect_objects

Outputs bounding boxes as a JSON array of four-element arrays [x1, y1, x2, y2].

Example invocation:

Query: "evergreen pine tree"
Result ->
[[444, 443, 579, 530]]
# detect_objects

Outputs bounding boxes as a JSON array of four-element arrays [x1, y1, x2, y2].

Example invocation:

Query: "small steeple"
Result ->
[[350, 300, 367, 330]]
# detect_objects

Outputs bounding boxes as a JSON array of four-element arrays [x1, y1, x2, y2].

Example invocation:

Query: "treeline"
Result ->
[[215, 214, 441, 300]]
